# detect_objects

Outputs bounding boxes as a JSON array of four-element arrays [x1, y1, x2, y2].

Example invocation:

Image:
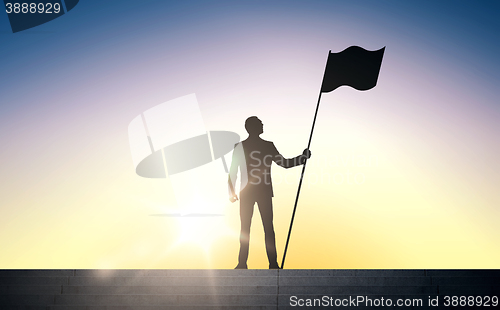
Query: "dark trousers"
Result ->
[[238, 190, 277, 266]]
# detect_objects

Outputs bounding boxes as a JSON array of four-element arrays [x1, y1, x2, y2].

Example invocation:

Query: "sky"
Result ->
[[0, 0, 499, 269]]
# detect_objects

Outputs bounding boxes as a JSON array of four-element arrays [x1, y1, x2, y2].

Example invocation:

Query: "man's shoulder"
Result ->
[[240, 138, 276, 151], [263, 140, 277, 150], [255, 138, 274, 147]]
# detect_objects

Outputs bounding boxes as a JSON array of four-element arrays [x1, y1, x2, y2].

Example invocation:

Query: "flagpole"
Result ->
[[281, 51, 330, 269]]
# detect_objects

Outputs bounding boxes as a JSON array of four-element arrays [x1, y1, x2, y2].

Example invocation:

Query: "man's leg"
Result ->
[[237, 193, 255, 268], [257, 196, 279, 268]]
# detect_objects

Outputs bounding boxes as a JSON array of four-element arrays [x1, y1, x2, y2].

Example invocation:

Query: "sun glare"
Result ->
[[176, 218, 217, 252], [169, 198, 232, 254]]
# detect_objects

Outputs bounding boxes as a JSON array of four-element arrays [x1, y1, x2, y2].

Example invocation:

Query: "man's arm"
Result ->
[[273, 145, 311, 169], [228, 143, 240, 202]]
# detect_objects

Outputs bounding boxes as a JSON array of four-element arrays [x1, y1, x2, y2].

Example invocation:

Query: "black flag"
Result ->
[[321, 46, 385, 93], [281, 46, 385, 269]]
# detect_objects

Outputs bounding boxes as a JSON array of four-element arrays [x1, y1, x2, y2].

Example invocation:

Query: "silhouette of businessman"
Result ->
[[228, 116, 311, 269]]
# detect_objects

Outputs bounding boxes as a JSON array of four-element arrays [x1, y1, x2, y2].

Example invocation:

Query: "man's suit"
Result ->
[[228, 137, 305, 267]]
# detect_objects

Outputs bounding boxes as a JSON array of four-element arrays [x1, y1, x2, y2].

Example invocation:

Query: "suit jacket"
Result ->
[[228, 137, 304, 199]]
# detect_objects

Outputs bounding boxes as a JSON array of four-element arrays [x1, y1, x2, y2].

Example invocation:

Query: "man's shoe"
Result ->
[[234, 264, 247, 269], [269, 262, 280, 269]]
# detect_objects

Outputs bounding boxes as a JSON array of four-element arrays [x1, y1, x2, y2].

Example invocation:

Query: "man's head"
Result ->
[[245, 116, 263, 136]]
